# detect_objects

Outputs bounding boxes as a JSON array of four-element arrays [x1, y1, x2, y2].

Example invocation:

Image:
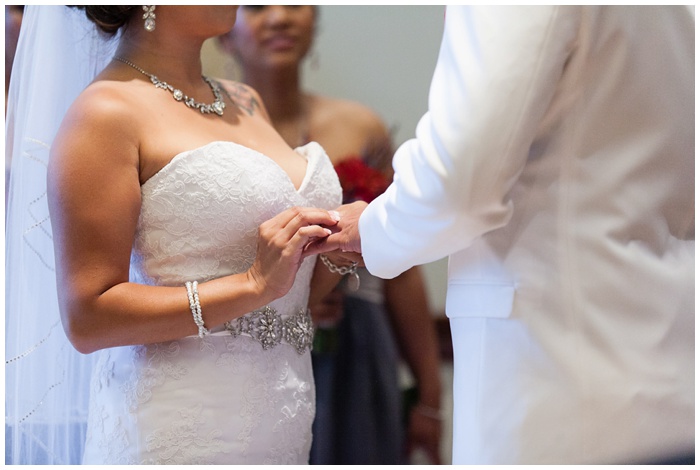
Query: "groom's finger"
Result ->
[[303, 235, 341, 257]]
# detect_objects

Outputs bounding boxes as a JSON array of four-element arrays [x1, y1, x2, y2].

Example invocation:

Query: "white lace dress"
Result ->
[[81, 141, 342, 464]]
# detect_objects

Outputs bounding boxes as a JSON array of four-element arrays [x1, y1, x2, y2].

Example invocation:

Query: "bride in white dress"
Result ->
[[6, 6, 351, 465]]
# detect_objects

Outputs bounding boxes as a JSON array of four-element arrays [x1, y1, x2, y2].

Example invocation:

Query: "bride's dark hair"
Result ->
[[69, 6, 139, 36]]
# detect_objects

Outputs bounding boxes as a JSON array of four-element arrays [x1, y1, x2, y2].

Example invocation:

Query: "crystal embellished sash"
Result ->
[[222, 306, 315, 355]]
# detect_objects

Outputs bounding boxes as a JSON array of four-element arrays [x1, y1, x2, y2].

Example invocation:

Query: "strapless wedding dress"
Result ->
[[81, 141, 342, 464]]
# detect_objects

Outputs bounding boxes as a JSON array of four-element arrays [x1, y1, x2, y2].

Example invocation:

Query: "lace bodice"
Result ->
[[130, 140, 341, 316]]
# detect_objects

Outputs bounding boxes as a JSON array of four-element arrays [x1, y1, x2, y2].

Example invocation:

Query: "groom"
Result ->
[[311, 5, 695, 465]]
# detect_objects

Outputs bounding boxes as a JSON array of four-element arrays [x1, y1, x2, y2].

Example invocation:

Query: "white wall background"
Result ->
[[202, 6, 450, 317]]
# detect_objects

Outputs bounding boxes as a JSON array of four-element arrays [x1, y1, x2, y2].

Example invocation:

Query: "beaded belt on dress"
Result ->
[[209, 306, 314, 355]]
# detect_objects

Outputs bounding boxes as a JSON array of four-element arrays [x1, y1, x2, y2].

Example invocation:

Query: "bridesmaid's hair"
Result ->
[[69, 6, 139, 36]]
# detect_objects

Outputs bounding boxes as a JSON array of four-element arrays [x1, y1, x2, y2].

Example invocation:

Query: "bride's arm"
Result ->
[[47, 85, 336, 355]]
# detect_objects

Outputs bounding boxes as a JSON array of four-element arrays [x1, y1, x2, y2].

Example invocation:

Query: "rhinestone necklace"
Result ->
[[113, 56, 226, 116]]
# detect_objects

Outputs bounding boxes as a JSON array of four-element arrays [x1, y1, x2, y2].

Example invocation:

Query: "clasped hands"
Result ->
[[305, 200, 367, 258], [247, 201, 367, 302]]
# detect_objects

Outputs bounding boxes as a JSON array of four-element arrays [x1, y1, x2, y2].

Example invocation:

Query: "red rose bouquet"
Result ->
[[334, 157, 390, 204]]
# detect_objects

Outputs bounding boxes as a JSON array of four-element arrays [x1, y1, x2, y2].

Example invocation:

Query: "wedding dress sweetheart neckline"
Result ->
[[143, 140, 316, 193]]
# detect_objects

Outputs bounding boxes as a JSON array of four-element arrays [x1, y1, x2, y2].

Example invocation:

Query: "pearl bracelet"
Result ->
[[185, 280, 210, 338], [319, 254, 360, 291]]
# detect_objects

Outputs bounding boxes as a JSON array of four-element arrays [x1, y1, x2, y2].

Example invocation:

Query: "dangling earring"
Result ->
[[143, 5, 156, 32]]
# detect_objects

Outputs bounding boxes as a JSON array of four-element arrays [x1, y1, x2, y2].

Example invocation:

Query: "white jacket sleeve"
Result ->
[[359, 5, 579, 279]]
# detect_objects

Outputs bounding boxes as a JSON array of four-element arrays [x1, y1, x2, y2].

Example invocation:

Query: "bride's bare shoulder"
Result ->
[[52, 79, 141, 165], [67, 79, 137, 121]]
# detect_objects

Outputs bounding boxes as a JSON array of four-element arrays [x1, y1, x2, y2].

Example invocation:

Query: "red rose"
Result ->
[[334, 158, 390, 203]]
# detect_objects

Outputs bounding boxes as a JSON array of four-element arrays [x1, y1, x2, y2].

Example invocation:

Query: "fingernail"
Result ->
[[329, 211, 340, 222], [324, 228, 332, 235]]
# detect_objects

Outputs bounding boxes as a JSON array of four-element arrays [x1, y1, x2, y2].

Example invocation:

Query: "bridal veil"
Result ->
[[5, 6, 118, 464]]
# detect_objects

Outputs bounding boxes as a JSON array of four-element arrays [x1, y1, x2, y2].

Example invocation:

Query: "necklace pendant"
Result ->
[[113, 57, 225, 117], [213, 102, 225, 116]]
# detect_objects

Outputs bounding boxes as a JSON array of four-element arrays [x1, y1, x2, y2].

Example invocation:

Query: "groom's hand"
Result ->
[[305, 201, 367, 255]]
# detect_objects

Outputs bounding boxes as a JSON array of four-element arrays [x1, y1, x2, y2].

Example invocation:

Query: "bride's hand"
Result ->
[[247, 207, 339, 302]]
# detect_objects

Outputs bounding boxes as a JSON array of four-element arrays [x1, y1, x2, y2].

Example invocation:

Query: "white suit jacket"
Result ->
[[359, 6, 694, 464]]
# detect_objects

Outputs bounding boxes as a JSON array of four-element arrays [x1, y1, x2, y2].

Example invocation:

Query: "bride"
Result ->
[[5, 5, 354, 464]]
